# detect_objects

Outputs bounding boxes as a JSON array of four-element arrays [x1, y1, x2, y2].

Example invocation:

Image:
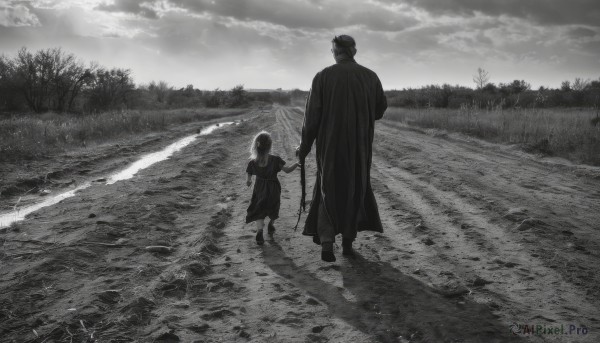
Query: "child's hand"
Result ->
[[246, 180, 252, 187]]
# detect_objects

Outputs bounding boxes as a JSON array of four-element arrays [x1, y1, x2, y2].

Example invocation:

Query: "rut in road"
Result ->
[[268, 106, 600, 340], [255, 107, 519, 342]]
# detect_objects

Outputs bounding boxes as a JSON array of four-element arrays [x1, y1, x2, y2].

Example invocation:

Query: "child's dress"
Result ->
[[246, 154, 285, 223]]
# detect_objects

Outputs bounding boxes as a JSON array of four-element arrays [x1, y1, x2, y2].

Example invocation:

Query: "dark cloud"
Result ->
[[167, 0, 418, 31], [96, 0, 159, 19], [402, 0, 600, 27], [568, 27, 598, 39], [2, 0, 599, 89]]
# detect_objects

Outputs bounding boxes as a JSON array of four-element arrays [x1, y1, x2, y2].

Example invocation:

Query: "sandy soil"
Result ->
[[1, 106, 599, 342]]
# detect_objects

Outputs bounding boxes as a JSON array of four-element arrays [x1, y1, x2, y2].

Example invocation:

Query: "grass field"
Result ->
[[385, 107, 600, 166], [0, 108, 246, 161]]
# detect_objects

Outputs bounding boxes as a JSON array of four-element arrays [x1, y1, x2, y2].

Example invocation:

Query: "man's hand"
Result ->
[[246, 180, 252, 187]]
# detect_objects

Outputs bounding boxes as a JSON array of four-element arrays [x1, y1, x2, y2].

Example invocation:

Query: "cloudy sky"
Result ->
[[1, 0, 598, 90]]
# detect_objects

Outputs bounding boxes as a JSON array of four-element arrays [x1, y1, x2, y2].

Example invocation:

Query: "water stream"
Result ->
[[0, 121, 235, 228]]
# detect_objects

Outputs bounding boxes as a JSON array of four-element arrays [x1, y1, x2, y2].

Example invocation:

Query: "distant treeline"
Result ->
[[386, 78, 600, 109], [2, 47, 598, 113], [0, 47, 303, 114]]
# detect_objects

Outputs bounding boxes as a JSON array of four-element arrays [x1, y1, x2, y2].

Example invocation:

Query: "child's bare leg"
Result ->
[[255, 219, 265, 245], [256, 219, 264, 232], [268, 218, 275, 236]]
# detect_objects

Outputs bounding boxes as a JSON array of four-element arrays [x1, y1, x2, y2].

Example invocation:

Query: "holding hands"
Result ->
[[282, 161, 300, 174]]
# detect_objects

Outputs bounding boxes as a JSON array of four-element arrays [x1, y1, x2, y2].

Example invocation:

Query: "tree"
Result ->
[[561, 80, 571, 92], [149, 80, 171, 103], [226, 85, 247, 107], [205, 88, 224, 108], [67, 66, 94, 112], [184, 84, 195, 97], [14, 47, 50, 112], [572, 77, 590, 91], [510, 80, 531, 94], [473, 67, 490, 90], [49, 50, 94, 112], [482, 82, 497, 93], [10, 47, 94, 112], [87, 67, 135, 111]]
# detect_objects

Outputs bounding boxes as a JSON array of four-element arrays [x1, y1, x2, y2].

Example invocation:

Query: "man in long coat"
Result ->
[[297, 35, 387, 262]]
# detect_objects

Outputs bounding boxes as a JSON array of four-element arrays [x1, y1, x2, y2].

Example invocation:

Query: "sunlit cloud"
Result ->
[[0, 0, 598, 89], [0, 0, 41, 27]]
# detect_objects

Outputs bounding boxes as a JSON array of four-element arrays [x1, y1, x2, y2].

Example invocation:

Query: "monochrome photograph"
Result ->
[[1, 1, 599, 342]]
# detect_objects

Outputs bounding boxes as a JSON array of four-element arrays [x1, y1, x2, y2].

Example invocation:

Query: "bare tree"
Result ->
[[67, 65, 94, 112], [88, 67, 135, 111], [149, 80, 172, 103], [11, 47, 94, 112], [572, 77, 590, 91], [15, 47, 50, 112], [473, 67, 490, 90], [50, 49, 94, 112]]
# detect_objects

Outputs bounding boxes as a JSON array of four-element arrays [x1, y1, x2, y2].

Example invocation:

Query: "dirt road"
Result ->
[[1, 106, 599, 342]]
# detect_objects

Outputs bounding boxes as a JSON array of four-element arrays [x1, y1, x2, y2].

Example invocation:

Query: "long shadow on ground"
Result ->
[[263, 241, 521, 343]]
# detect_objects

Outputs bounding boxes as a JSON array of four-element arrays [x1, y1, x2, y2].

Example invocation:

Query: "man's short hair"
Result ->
[[332, 35, 357, 57]]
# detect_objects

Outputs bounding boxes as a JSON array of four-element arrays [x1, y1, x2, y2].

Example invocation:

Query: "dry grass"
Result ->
[[0, 108, 244, 161], [385, 107, 600, 166]]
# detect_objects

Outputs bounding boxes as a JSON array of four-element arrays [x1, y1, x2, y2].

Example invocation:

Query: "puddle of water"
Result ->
[[107, 122, 234, 184], [0, 183, 91, 228], [0, 121, 235, 228]]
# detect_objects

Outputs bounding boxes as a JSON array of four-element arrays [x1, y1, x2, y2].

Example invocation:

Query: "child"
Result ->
[[246, 131, 299, 245]]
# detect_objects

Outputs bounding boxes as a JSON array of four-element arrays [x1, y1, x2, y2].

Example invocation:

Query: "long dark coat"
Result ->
[[298, 56, 387, 239]]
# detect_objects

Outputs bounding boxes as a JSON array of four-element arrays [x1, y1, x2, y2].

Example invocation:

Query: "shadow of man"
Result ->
[[263, 241, 520, 343]]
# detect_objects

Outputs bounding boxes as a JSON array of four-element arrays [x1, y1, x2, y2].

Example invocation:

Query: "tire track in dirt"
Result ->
[[377, 121, 600, 249], [370, 122, 600, 340], [370, 160, 598, 329], [265, 107, 518, 342], [376, 122, 600, 308]]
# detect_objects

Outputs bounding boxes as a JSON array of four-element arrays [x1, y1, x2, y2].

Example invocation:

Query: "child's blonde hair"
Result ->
[[249, 131, 272, 164]]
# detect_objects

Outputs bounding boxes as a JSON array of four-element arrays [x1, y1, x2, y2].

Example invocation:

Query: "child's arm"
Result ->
[[281, 162, 300, 174], [246, 173, 252, 187]]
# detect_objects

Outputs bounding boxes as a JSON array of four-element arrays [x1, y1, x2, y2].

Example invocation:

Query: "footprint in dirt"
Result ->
[[317, 265, 341, 272], [154, 331, 180, 343], [187, 323, 210, 333], [270, 292, 302, 305], [201, 309, 236, 320], [120, 297, 155, 326], [97, 290, 121, 304], [156, 278, 187, 299]]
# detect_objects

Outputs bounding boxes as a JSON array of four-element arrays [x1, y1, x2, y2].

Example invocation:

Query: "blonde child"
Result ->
[[246, 131, 299, 245]]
